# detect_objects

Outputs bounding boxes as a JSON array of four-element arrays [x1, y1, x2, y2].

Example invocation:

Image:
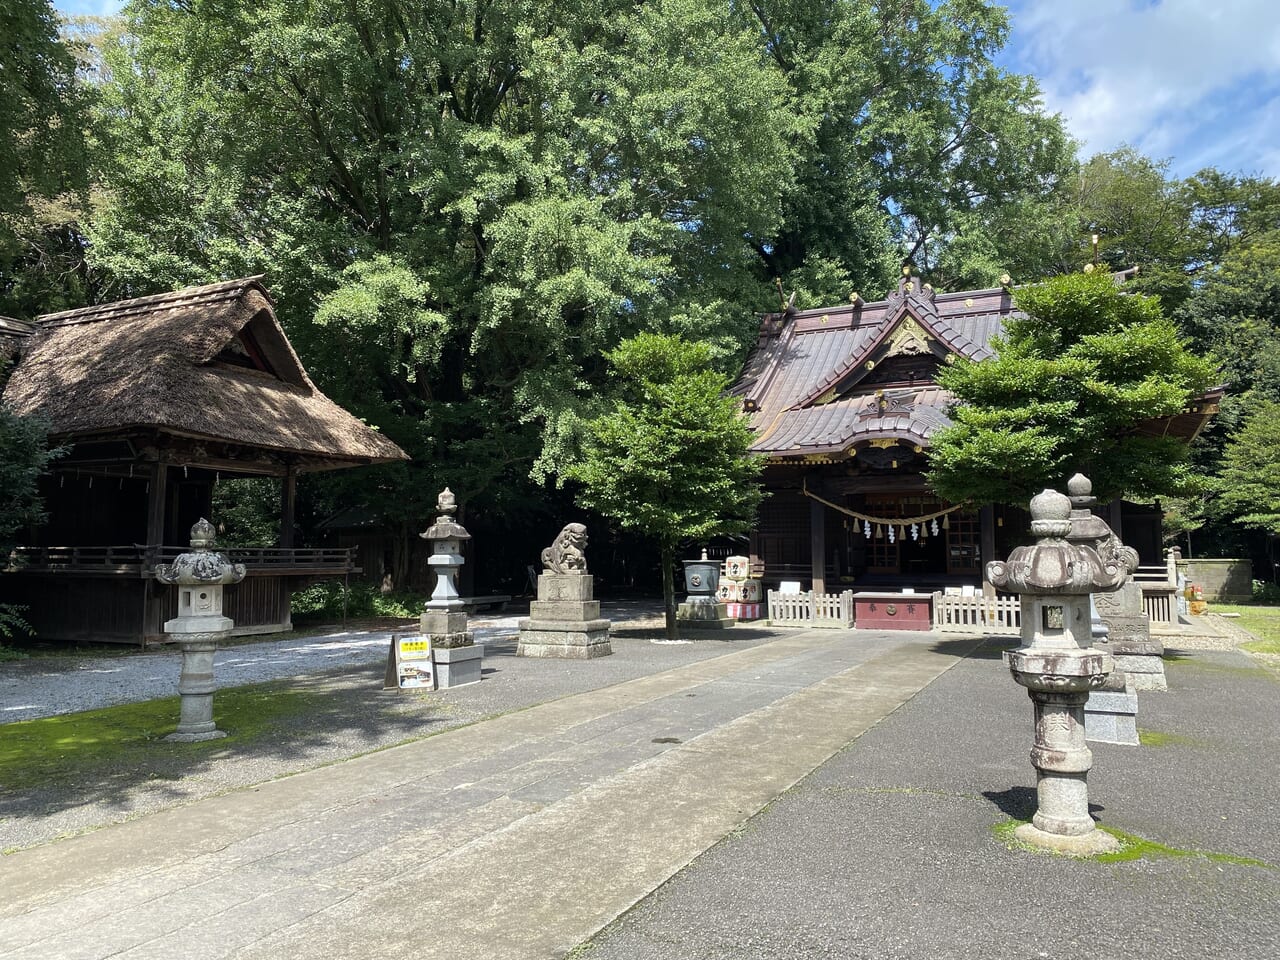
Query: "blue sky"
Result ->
[[57, 0, 1278, 179]]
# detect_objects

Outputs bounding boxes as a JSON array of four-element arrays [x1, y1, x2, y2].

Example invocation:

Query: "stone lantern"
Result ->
[[419, 488, 482, 687], [153, 518, 246, 742], [987, 489, 1126, 854], [677, 549, 732, 628]]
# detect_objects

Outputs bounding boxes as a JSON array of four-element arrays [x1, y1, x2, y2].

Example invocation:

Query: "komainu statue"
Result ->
[[541, 523, 589, 574]]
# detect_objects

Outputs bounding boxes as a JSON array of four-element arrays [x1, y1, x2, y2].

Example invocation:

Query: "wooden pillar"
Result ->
[[146, 462, 169, 547], [1108, 498, 1123, 541], [979, 504, 996, 584], [279, 467, 297, 548], [810, 496, 826, 593]]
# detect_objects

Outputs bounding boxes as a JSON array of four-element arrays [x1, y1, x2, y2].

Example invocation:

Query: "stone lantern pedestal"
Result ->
[[420, 488, 482, 688], [154, 519, 246, 742], [988, 489, 1124, 855]]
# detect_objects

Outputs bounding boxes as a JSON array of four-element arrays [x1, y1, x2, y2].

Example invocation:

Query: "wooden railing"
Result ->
[[931, 592, 1021, 634], [8, 544, 358, 575], [766, 589, 855, 628], [1141, 583, 1179, 626]]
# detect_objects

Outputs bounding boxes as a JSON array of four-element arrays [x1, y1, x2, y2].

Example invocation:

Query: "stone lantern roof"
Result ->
[[986, 489, 1127, 596], [421, 487, 471, 542], [154, 519, 246, 586]]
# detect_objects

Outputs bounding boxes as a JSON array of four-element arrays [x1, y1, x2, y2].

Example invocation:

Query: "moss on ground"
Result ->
[[0, 680, 349, 792], [1138, 728, 1199, 748], [992, 818, 1270, 868]]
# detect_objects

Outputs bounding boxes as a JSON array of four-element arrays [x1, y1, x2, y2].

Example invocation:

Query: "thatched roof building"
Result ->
[[0, 278, 407, 644], [2, 277, 405, 471]]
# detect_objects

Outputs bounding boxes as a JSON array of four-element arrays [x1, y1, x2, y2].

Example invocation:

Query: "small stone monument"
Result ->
[[678, 549, 733, 628], [517, 523, 612, 658], [153, 519, 246, 742], [1064, 474, 1141, 745], [420, 488, 482, 687], [987, 488, 1125, 855]]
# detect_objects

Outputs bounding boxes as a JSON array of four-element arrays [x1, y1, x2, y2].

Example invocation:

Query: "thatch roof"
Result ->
[[1, 278, 407, 470]]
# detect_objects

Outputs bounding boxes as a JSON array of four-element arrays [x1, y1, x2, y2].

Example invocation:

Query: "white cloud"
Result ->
[[1005, 0, 1280, 176]]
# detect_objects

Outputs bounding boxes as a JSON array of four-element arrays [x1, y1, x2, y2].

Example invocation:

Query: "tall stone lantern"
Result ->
[[419, 488, 482, 686], [154, 519, 246, 742], [987, 489, 1126, 854]]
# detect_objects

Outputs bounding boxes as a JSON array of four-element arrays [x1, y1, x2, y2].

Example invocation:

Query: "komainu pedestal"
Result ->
[[518, 573, 612, 658]]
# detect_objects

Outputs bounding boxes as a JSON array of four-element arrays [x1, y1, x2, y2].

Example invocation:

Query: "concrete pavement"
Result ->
[[0, 628, 975, 959]]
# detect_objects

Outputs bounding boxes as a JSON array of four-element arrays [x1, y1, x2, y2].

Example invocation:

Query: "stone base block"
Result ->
[[1085, 678, 1139, 745], [517, 618, 612, 659], [1109, 637, 1165, 657], [427, 631, 474, 650], [1100, 614, 1150, 646], [538, 573, 595, 602], [421, 609, 469, 636], [1013, 822, 1119, 856], [1113, 654, 1168, 691], [530, 599, 600, 621], [165, 728, 227, 743], [434, 643, 482, 688], [676, 601, 734, 628]]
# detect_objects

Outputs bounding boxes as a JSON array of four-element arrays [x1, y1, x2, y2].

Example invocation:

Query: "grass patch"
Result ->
[[992, 818, 1270, 868], [1137, 728, 1198, 747], [1094, 827, 1271, 867], [0, 681, 334, 792], [1213, 604, 1280, 650]]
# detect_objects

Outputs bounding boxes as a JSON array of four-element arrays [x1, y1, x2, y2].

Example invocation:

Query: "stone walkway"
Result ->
[[0, 628, 972, 960]]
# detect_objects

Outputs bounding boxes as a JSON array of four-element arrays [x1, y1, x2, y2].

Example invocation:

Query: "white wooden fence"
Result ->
[[930, 592, 1021, 635], [767, 590, 855, 628], [1140, 584, 1178, 626]]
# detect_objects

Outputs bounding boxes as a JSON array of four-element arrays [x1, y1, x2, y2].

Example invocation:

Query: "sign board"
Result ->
[[384, 634, 435, 690]]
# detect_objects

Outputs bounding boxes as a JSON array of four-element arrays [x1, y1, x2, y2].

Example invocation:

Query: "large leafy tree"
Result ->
[[564, 334, 763, 640], [927, 269, 1217, 506], [736, 0, 1075, 302], [88, 0, 799, 557], [0, 1, 95, 318]]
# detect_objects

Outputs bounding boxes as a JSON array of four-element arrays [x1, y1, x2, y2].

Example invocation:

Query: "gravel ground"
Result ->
[[0, 612, 777, 853], [0, 600, 665, 723]]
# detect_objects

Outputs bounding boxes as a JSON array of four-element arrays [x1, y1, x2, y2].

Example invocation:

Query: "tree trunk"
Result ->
[[392, 518, 413, 590], [661, 540, 679, 642]]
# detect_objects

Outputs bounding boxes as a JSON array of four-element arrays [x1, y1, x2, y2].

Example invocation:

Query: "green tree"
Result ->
[[0, 400, 64, 640], [737, 0, 1074, 301], [563, 334, 763, 641], [927, 269, 1217, 506], [88, 0, 798, 554], [1214, 402, 1280, 535], [0, 1, 95, 318]]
